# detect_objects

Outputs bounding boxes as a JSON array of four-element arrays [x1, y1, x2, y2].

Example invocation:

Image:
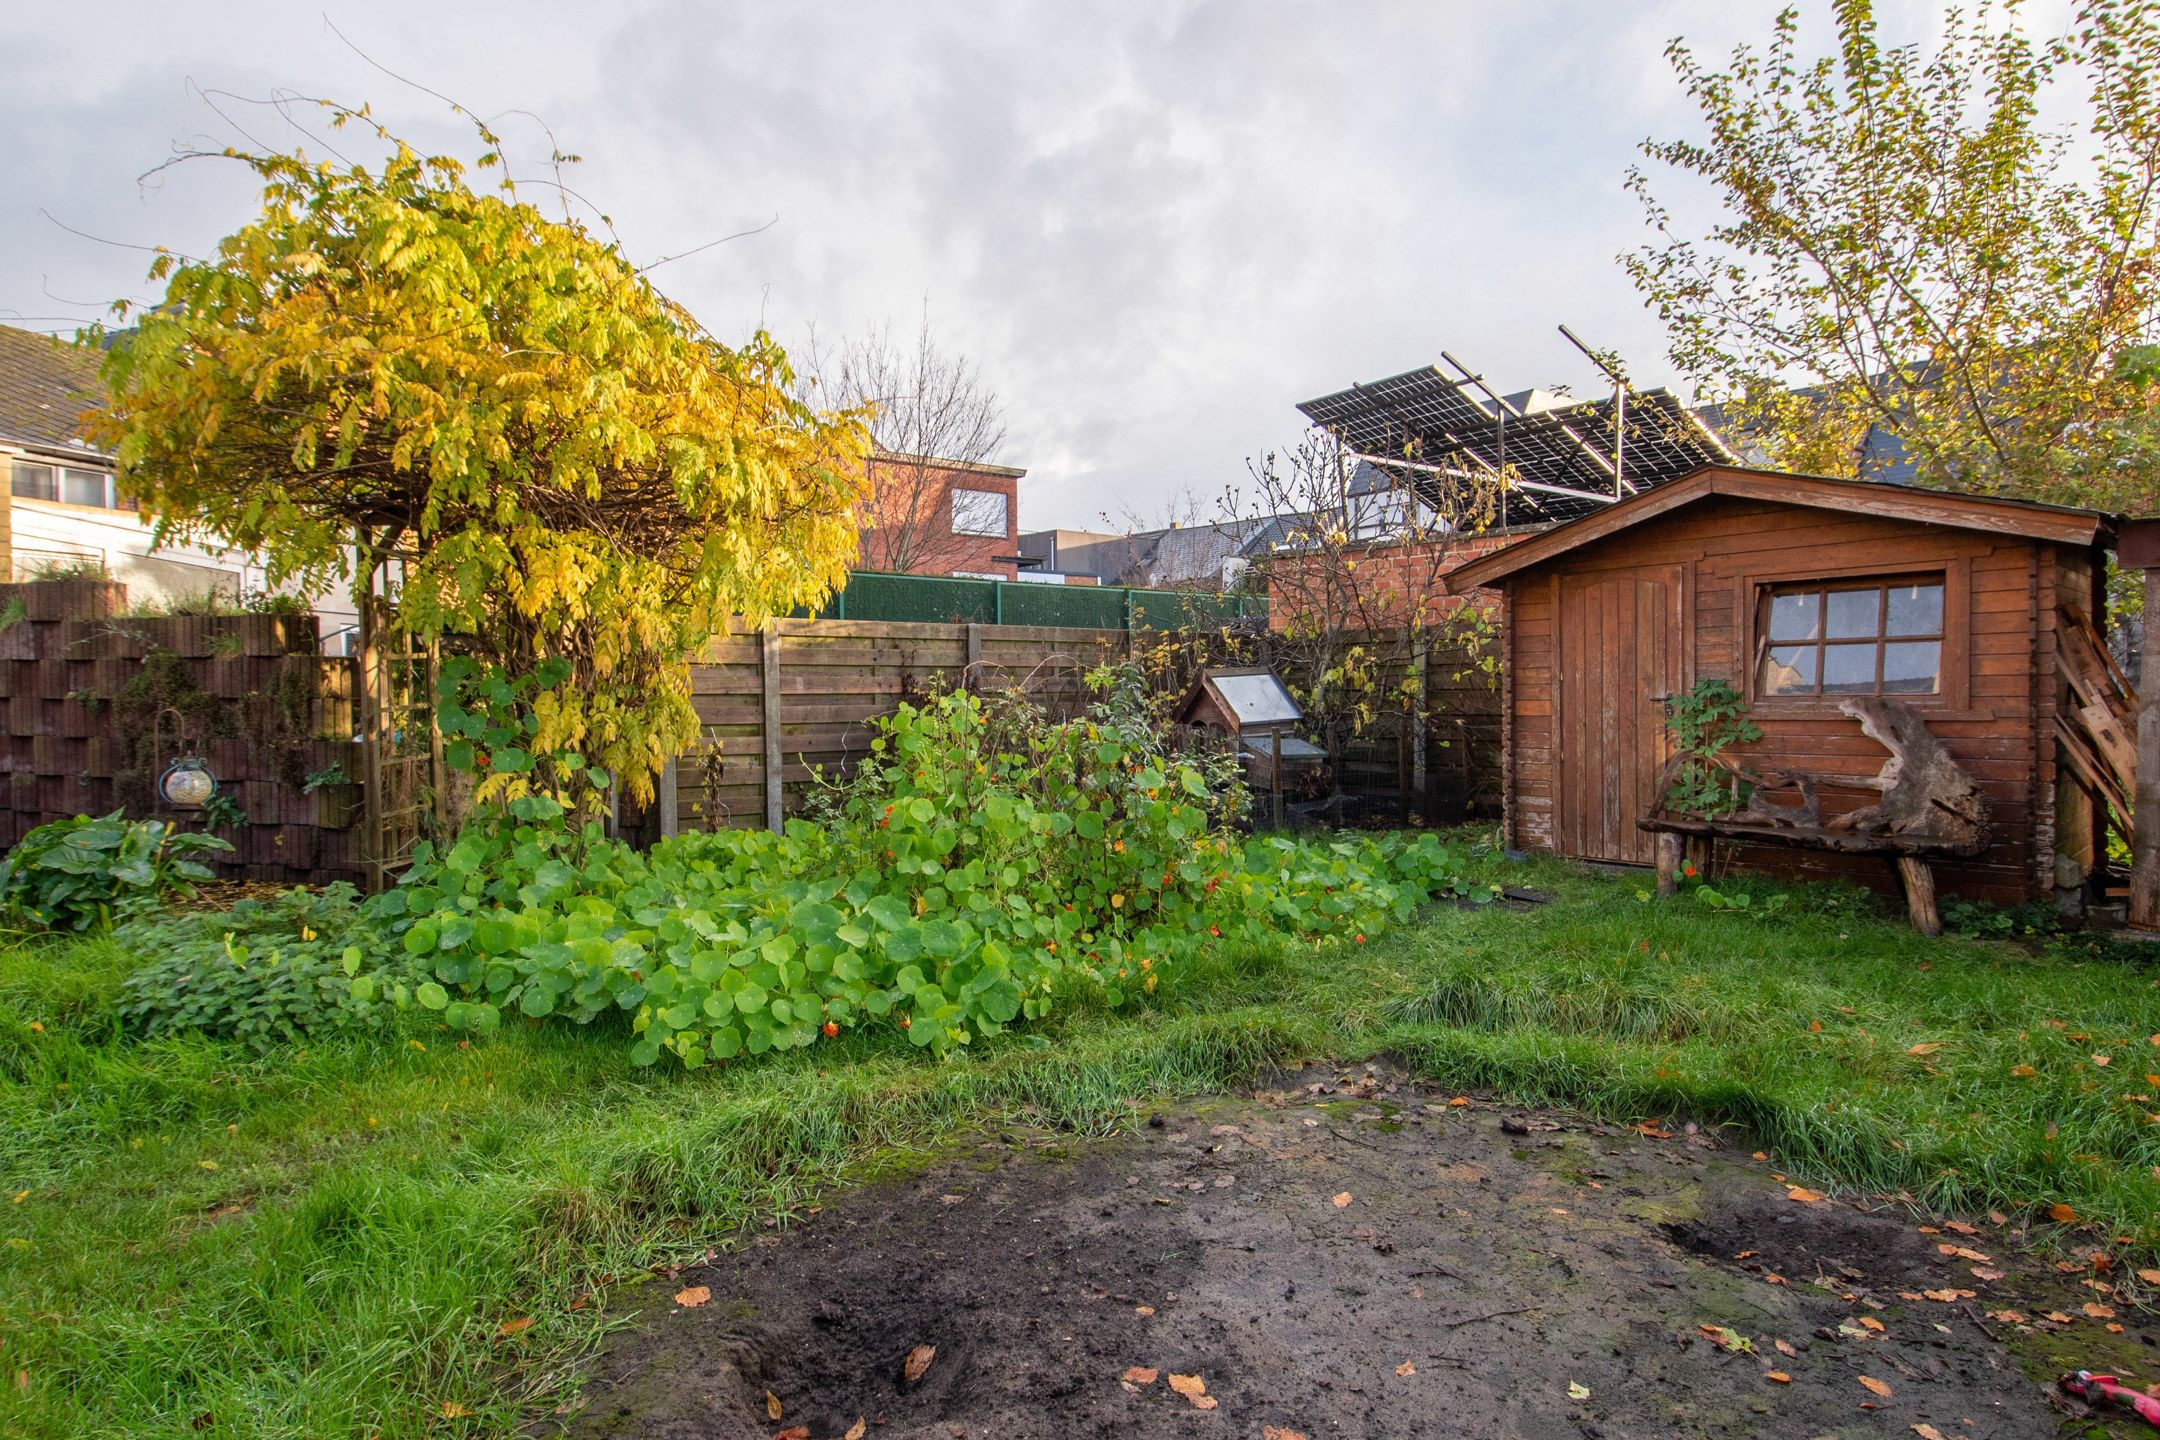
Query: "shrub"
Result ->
[[20, 556, 107, 582], [0, 811, 231, 932], [115, 884, 418, 1047], [365, 685, 1485, 1067]]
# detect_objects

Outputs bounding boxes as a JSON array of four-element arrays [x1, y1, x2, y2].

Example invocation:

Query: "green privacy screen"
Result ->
[[810, 572, 1265, 630]]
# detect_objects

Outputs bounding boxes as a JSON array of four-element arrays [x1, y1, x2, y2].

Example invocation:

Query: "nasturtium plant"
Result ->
[[364, 681, 1481, 1067]]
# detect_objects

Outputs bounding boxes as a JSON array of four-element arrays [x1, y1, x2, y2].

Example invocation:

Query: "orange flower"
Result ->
[[1683, 864, 1698, 878]]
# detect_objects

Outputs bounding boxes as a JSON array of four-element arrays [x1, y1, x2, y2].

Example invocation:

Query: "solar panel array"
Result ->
[[1297, 366, 1734, 525]]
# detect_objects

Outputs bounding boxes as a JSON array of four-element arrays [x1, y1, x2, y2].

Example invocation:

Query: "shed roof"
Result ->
[[1444, 466, 2115, 593]]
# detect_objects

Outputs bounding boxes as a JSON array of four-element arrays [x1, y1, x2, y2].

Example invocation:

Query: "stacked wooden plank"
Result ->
[[2053, 601, 2136, 845], [0, 582, 364, 883]]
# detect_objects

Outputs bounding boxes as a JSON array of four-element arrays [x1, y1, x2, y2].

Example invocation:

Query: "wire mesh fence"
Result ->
[[810, 571, 1266, 630]]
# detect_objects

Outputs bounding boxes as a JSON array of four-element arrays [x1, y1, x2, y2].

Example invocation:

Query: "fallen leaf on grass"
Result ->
[[1447, 1096, 1469, 1107], [1331, 1192, 1353, 1208], [2137, 1267, 2160, 1285], [2044, 1310, 2075, 1323], [1698, 1324, 1753, 1353], [1122, 1367, 1159, 1385], [1913, 1426, 1948, 1440], [1167, 1374, 1217, 1410], [2010, 1063, 2037, 1078], [674, 1286, 710, 1308], [1921, 1289, 1975, 1302], [1635, 1123, 1673, 1139], [843, 1420, 866, 1440], [497, 1317, 534, 1337], [440, 1402, 469, 1419], [773, 1428, 809, 1440], [765, 1390, 783, 1420], [2094, 1054, 2112, 1067], [1396, 1360, 1416, 1377], [2083, 1302, 2116, 1319], [1566, 1381, 1590, 1399], [1263, 1429, 1310, 1440], [1134, 1305, 1155, 1316], [1859, 1375, 1894, 1399], [1857, 1316, 1886, 1333], [1906, 1042, 1944, 1056], [902, 1345, 937, 1384], [1786, 1186, 1825, 1204], [2048, 1202, 2078, 1223], [1774, 1339, 1797, 1357], [1936, 1244, 1992, 1262], [1766, 1371, 1790, 1384]]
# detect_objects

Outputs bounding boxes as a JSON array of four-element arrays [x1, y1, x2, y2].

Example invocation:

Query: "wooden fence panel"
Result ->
[[675, 619, 1132, 831], [669, 617, 1502, 833]]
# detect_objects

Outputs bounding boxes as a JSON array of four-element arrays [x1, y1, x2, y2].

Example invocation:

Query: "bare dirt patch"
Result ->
[[563, 1063, 2155, 1439]]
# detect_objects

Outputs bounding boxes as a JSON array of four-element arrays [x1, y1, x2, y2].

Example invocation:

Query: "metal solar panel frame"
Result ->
[[1297, 355, 1737, 528]]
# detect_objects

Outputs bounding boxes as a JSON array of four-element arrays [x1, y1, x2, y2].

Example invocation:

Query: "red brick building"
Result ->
[[1261, 532, 1525, 632], [858, 452, 1027, 580]]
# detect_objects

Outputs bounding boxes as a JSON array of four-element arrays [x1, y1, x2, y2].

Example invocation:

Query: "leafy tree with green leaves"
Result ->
[[1626, 0, 2160, 512], [91, 101, 870, 807]]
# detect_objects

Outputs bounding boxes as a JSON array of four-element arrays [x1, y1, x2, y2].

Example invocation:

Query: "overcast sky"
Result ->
[[0, 1, 2027, 531]]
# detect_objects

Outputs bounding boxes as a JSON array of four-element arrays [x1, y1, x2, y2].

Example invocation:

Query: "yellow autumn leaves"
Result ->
[[93, 107, 872, 806]]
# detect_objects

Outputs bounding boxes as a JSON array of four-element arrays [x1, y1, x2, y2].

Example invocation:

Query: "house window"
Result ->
[[61, 468, 110, 507], [10, 462, 56, 501], [950, 488, 1009, 537], [11, 461, 120, 509], [1758, 576, 1945, 698]]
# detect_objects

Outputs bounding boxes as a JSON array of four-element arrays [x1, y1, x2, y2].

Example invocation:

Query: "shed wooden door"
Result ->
[[1556, 566, 1685, 864]]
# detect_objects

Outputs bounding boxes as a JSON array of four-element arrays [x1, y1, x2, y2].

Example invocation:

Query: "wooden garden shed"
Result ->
[[1445, 466, 2118, 907]]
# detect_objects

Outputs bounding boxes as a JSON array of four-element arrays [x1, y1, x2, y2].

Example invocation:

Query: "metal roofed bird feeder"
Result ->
[[1173, 667, 1326, 822]]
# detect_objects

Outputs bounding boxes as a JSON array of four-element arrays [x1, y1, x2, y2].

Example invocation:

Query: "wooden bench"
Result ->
[[1636, 696, 1990, 938]]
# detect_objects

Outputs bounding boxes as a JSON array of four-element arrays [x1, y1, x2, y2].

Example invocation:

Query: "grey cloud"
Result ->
[[2, 1, 1926, 529]]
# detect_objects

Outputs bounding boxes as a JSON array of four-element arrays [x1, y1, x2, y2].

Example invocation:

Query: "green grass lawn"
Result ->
[[3, 843, 2156, 1439]]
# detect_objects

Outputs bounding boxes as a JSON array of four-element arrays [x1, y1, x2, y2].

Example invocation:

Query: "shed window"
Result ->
[[1757, 577, 1944, 698]]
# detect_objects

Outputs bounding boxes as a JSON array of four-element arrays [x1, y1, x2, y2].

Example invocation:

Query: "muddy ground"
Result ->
[[564, 1063, 2158, 1439]]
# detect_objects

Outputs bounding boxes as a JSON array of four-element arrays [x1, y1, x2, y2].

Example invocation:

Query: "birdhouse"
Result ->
[[1172, 666, 1325, 793]]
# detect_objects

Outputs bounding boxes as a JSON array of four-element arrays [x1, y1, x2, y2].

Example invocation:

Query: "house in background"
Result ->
[[1017, 516, 1300, 590], [858, 450, 1029, 580], [0, 324, 360, 640]]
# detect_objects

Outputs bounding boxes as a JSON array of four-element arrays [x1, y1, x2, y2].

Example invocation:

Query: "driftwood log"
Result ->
[[1822, 696, 1991, 851]]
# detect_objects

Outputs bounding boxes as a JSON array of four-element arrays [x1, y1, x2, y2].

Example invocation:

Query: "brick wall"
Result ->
[[1261, 532, 1524, 632], [859, 455, 1024, 579]]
